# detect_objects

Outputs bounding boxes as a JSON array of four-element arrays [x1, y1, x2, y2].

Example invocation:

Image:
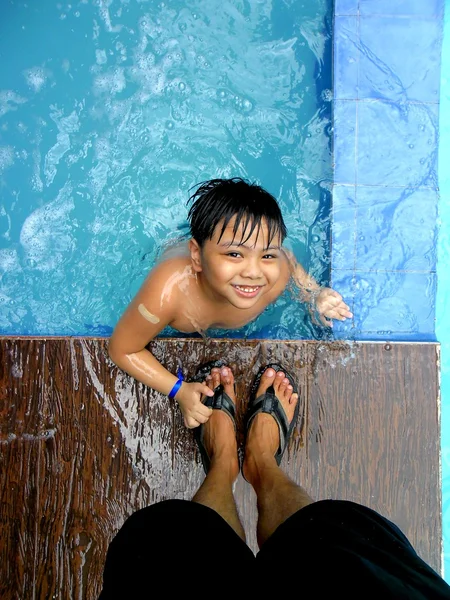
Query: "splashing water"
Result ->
[[0, 0, 333, 339]]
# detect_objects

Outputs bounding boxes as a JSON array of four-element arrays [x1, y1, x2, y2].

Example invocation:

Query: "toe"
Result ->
[[272, 370, 285, 392], [256, 367, 276, 396], [221, 366, 234, 386], [279, 377, 289, 395], [205, 374, 214, 392], [220, 367, 235, 401], [211, 369, 221, 389]]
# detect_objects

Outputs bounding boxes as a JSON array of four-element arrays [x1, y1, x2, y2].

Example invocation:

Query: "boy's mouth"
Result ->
[[232, 284, 262, 298]]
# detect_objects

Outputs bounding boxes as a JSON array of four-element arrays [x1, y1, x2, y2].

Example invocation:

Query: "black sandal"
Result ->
[[191, 360, 237, 473], [245, 363, 299, 467]]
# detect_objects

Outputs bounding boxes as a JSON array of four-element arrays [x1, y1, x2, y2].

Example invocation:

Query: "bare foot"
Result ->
[[201, 367, 239, 481], [242, 367, 298, 485]]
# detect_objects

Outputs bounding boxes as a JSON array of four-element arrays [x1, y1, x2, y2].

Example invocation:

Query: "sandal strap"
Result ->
[[204, 384, 236, 425], [246, 387, 289, 461]]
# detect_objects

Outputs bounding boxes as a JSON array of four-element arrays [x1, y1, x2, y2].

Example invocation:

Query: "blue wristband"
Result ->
[[168, 368, 184, 400]]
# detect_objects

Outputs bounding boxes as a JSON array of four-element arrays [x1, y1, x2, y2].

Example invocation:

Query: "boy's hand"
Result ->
[[313, 287, 353, 327], [175, 382, 214, 429]]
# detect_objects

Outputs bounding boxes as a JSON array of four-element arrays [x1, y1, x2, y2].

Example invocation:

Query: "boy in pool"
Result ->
[[108, 178, 352, 429]]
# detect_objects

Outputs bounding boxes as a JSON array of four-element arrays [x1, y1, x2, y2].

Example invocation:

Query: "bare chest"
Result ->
[[169, 295, 268, 334]]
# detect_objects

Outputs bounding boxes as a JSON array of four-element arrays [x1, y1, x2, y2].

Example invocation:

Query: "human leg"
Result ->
[[242, 366, 312, 547], [192, 366, 245, 541], [242, 368, 450, 598], [99, 366, 252, 599]]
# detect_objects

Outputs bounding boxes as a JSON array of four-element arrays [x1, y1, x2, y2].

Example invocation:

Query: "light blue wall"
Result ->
[[332, 0, 448, 579], [437, 0, 450, 581], [332, 0, 442, 341]]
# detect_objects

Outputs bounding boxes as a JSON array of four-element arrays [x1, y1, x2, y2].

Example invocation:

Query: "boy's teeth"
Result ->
[[235, 285, 258, 292]]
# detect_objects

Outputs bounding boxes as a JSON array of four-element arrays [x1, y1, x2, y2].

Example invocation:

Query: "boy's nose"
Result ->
[[241, 259, 263, 279]]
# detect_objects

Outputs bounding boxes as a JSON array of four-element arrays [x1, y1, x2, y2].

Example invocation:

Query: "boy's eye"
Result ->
[[226, 252, 241, 258], [263, 253, 278, 260]]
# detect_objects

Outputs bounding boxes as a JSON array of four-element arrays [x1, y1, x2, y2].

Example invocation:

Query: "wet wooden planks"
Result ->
[[0, 338, 442, 599]]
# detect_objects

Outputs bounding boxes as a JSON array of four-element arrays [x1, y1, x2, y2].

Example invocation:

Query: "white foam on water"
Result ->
[[0, 146, 14, 173], [93, 67, 126, 96], [23, 67, 50, 93], [95, 49, 107, 65], [0, 90, 27, 118], [97, 0, 122, 33], [20, 183, 75, 272]]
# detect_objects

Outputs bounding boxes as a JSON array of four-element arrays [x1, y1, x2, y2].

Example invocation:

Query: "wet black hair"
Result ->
[[187, 178, 287, 248]]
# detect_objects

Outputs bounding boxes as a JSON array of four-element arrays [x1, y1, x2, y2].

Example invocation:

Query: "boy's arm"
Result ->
[[108, 262, 214, 427], [281, 248, 353, 325], [282, 248, 321, 302]]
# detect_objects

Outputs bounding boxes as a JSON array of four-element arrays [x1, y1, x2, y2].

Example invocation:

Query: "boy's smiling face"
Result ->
[[189, 215, 283, 309]]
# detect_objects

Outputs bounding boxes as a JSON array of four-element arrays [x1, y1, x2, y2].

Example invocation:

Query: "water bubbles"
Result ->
[[165, 120, 174, 130], [409, 143, 414, 149], [178, 82, 186, 91], [311, 234, 320, 243]]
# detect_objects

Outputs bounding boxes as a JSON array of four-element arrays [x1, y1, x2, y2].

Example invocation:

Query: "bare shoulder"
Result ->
[[139, 256, 194, 304], [109, 257, 194, 357]]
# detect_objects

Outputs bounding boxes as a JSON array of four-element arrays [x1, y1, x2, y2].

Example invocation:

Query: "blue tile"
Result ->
[[352, 271, 436, 336], [332, 185, 356, 270], [355, 187, 438, 272], [358, 17, 442, 103], [334, 16, 359, 99], [335, 0, 359, 16], [351, 331, 436, 341], [357, 101, 438, 187], [359, 0, 444, 17], [334, 100, 357, 184]]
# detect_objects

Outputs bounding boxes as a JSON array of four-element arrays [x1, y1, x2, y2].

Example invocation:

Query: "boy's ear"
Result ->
[[189, 238, 203, 272]]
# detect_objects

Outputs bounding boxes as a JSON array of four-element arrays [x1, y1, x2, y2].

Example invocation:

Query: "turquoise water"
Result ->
[[0, 0, 333, 338]]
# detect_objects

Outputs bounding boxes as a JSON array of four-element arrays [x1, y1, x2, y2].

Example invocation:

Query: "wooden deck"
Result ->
[[0, 338, 442, 599]]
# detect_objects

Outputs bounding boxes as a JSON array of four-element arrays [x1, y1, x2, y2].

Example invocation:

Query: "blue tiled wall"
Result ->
[[332, 0, 444, 341]]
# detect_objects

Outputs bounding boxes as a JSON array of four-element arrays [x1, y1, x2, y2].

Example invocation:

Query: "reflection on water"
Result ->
[[0, 0, 332, 338]]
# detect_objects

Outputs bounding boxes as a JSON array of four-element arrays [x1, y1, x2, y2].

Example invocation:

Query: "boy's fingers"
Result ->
[[197, 402, 213, 417], [184, 417, 201, 429], [194, 412, 211, 424], [320, 314, 333, 327], [196, 383, 214, 397]]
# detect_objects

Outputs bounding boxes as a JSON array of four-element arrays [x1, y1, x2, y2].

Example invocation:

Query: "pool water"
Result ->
[[0, 0, 333, 339]]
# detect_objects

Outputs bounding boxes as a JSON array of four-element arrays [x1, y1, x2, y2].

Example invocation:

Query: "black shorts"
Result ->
[[99, 499, 450, 599]]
